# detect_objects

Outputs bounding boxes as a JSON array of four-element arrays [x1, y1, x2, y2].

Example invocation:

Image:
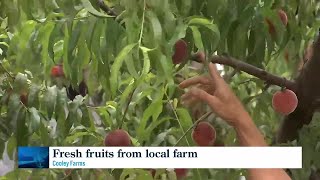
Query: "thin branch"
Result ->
[[97, 0, 118, 16], [192, 54, 298, 92], [173, 111, 213, 147], [0, 63, 14, 79], [164, 92, 191, 146], [118, 88, 136, 129]]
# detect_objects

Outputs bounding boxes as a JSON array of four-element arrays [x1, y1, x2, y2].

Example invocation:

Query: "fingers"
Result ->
[[208, 63, 222, 81], [181, 87, 220, 110], [181, 93, 198, 106], [179, 76, 210, 89]]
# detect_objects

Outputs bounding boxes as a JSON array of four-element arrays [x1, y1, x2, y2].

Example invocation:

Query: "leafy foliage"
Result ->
[[0, 0, 320, 179]]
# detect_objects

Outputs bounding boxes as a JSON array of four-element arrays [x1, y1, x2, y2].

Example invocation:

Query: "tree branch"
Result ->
[[97, 0, 118, 16], [191, 54, 298, 92]]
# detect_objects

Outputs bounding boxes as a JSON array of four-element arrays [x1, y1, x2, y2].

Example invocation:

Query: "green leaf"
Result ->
[[188, 17, 220, 50], [137, 99, 163, 142], [189, 26, 204, 51], [7, 135, 16, 160], [97, 107, 113, 129], [146, 11, 162, 43], [16, 108, 28, 146], [180, 0, 192, 16], [110, 43, 137, 97], [145, 117, 172, 140], [63, 23, 72, 79], [28, 85, 41, 108], [81, 0, 113, 18], [45, 86, 58, 120], [28, 107, 41, 132], [7, 94, 22, 130], [80, 105, 94, 130], [65, 131, 95, 144], [38, 21, 55, 77], [124, 56, 139, 79], [119, 78, 135, 106], [176, 108, 194, 146], [140, 46, 152, 76], [39, 120, 50, 146], [13, 73, 29, 93]]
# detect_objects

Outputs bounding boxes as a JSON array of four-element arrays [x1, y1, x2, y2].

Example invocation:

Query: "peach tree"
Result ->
[[0, 0, 320, 179]]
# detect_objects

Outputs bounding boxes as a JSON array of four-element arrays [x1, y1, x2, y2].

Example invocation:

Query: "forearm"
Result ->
[[234, 112, 267, 146], [233, 112, 291, 180]]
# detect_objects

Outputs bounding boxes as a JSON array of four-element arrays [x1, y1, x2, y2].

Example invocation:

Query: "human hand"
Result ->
[[179, 63, 250, 127]]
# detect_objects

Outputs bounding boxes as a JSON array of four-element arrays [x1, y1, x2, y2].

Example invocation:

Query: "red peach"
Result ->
[[172, 39, 188, 64], [104, 129, 132, 146], [272, 89, 298, 115], [51, 64, 64, 77], [174, 168, 188, 179], [192, 121, 216, 146]]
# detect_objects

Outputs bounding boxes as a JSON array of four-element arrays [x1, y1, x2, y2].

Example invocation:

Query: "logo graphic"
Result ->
[[18, 147, 49, 168]]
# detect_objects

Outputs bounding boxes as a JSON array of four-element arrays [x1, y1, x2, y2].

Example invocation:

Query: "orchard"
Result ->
[[0, 0, 320, 180]]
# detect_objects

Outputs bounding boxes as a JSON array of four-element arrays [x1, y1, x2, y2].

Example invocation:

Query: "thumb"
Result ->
[[189, 88, 220, 109]]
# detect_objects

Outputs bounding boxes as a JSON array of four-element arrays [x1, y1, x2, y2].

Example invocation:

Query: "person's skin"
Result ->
[[179, 62, 291, 180]]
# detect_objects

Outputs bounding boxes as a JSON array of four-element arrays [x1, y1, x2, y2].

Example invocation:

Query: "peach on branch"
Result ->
[[192, 121, 216, 146], [104, 129, 132, 146], [272, 89, 298, 115]]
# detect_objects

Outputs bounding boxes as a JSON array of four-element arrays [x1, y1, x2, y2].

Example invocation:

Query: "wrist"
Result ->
[[233, 112, 267, 146], [233, 111, 253, 129]]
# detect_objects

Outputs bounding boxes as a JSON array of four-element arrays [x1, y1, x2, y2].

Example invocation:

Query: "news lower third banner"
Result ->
[[18, 147, 302, 169]]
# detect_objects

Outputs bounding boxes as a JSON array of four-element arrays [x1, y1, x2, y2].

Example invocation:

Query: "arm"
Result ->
[[179, 63, 291, 180], [235, 113, 290, 180]]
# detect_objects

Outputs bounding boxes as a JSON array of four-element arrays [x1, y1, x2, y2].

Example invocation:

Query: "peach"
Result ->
[[104, 129, 132, 146], [172, 39, 188, 64], [174, 168, 188, 179], [272, 89, 298, 115], [192, 121, 216, 146], [51, 64, 64, 77]]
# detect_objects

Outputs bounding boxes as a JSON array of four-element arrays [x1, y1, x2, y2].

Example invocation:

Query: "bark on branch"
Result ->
[[191, 54, 298, 91], [97, 0, 118, 16]]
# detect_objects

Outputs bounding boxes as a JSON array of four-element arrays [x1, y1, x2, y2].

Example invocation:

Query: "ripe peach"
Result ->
[[172, 39, 188, 64], [174, 168, 188, 179], [272, 89, 298, 115], [278, 9, 288, 26], [51, 64, 64, 77], [192, 121, 216, 146], [104, 129, 131, 146]]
